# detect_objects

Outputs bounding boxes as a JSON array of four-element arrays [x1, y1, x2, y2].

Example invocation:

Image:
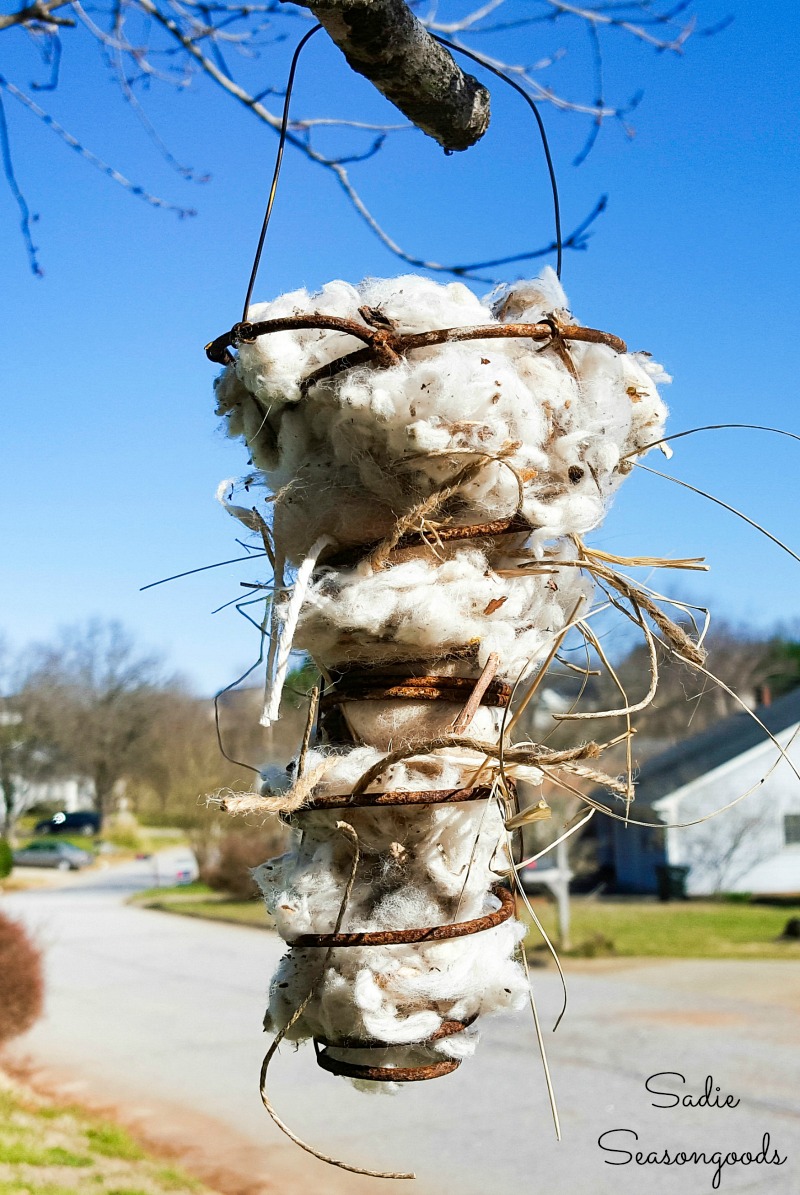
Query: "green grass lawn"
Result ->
[[130, 883, 273, 930], [132, 882, 212, 902], [0, 1072, 218, 1194], [521, 896, 800, 960]]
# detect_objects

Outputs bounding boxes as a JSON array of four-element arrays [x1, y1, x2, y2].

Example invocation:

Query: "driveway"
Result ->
[[2, 854, 799, 1195]]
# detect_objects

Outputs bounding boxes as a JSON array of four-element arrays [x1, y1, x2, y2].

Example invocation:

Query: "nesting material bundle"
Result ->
[[214, 268, 668, 1092], [255, 747, 527, 1085]]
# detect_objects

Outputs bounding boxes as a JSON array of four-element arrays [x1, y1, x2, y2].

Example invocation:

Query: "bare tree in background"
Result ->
[[19, 619, 171, 816], [135, 691, 234, 824], [4, 618, 315, 833], [0, 0, 728, 276], [602, 624, 800, 740], [131, 685, 282, 822], [0, 638, 50, 840]]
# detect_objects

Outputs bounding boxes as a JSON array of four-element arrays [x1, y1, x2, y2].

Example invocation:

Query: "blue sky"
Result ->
[[2, 1, 799, 694]]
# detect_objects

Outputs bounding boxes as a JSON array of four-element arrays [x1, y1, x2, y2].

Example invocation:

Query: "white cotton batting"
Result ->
[[216, 269, 668, 565], [294, 544, 593, 681], [255, 792, 529, 1064], [215, 268, 668, 1086]]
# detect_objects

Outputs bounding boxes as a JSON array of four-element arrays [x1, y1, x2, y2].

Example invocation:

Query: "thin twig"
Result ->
[[451, 652, 500, 734], [0, 85, 42, 275], [0, 75, 196, 217], [296, 684, 319, 779]]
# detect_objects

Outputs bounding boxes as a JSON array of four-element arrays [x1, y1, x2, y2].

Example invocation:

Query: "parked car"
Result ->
[[12, 841, 93, 871], [34, 811, 101, 837]]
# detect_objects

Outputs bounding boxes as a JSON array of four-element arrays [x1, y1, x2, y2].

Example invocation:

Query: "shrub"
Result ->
[[0, 837, 13, 879], [0, 911, 44, 1045], [101, 828, 141, 852], [137, 810, 197, 830], [24, 799, 61, 818], [203, 826, 287, 899], [569, 932, 616, 958]]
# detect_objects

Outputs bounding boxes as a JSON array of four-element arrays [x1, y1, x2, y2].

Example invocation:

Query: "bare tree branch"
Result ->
[[0, 1, 74, 32], [0, 87, 42, 275], [0, 75, 198, 216], [0, 1, 721, 278], [424, 0, 507, 36], [294, 0, 491, 150], [542, 0, 696, 52]]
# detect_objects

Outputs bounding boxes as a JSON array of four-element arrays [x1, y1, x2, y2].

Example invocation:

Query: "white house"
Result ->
[[1, 777, 96, 830], [596, 688, 800, 896], [18, 776, 95, 815]]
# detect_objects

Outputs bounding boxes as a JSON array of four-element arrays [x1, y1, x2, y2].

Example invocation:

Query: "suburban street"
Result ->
[[2, 854, 799, 1195]]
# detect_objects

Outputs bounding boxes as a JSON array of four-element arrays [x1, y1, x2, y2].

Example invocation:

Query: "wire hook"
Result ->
[[238, 23, 564, 320]]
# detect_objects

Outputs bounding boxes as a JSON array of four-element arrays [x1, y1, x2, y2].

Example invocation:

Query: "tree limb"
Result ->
[[0, 1, 74, 31], [292, 0, 491, 151], [2, 0, 715, 278]]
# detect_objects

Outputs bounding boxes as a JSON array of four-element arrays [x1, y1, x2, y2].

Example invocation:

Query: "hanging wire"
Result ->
[[140, 551, 268, 591], [219, 21, 566, 759], [433, 36, 562, 280], [213, 594, 272, 774], [241, 23, 323, 321], [240, 24, 564, 317]]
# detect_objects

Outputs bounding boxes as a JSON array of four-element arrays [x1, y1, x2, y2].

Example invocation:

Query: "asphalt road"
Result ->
[[3, 854, 799, 1195]]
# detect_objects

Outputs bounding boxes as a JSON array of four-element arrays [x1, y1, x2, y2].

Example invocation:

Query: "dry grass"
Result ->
[[0, 1071, 219, 1195]]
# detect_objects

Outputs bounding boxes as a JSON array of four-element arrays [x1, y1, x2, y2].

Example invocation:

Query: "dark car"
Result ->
[[12, 840, 93, 871], [34, 810, 101, 837]]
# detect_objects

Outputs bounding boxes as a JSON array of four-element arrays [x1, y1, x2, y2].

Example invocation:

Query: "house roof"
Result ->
[[611, 686, 800, 808]]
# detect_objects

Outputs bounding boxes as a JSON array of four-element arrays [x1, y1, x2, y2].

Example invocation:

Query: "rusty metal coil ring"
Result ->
[[314, 1050, 461, 1083], [288, 883, 515, 948], [320, 676, 511, 708], [313, 1017, 477, 1083]]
